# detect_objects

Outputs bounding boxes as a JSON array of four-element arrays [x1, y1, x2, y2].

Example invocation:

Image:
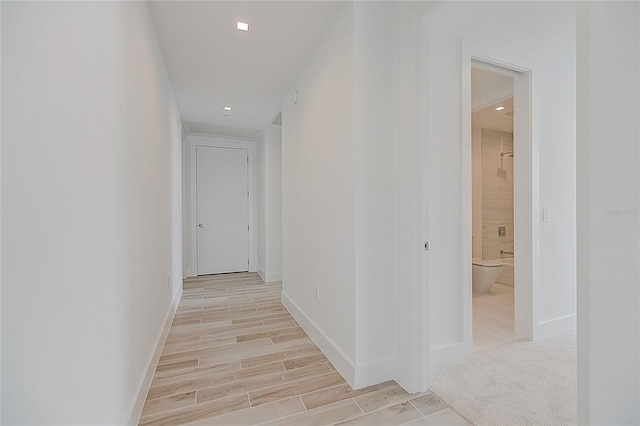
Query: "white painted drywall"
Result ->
[[257, 130, 268, 277], [282, 1, 398, 388], [257, 126, 282, 283], [182, 139, 191, 279], [0, 2, 3, 419], [282, 2, 358, 380], [352, 1, 396, 387], [265, 126, 283, 282], [422, 2, 577, 361], [391, 1, 434, 393], [1, 2, 182, 424], [577, 2, 640, 424]]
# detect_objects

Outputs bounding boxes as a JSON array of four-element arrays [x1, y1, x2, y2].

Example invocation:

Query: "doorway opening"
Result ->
[[470, 63, 518, 352], [464, 56, 534, 351]]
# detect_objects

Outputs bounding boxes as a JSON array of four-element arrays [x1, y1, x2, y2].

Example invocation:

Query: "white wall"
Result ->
[[0, 2, 3, 419], [391, 1, 433, 393], [257, 126, 282, 282], [422, 2, 577, 364], [257, 130, 268, 276], [182, 137, 191, 279], [1, 2, 182, 424], [282, 1, 397, 389], [577, 2, 640, 424], [281, 2, 358, 382], [353, 1, 396, 387]]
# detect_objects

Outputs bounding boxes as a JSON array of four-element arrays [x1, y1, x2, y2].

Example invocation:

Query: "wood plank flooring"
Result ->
[[140, 273, 471, 426], [472, 283, 518, 352]]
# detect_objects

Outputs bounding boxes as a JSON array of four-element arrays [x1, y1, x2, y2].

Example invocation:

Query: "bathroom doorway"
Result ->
[[470, 62, 519, 352]]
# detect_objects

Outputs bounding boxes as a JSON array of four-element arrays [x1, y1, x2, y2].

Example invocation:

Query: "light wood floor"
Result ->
[[140, 273, 471, 426], [472, 283, 518, 352]]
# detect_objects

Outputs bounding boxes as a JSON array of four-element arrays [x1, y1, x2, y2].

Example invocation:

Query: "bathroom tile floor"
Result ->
[[139, 273, 471, 426], [472, 283, 517, 352]]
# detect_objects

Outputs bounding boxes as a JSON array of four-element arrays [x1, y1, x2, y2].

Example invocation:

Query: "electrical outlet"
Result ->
[[315, 285, 320, 302]]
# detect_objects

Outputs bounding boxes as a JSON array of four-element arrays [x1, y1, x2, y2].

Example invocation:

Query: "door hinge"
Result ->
[[247, 191, 249, 197], [248, 225, 250, 231]]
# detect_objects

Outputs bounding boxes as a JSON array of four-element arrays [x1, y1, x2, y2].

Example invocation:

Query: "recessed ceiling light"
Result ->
[[224, 106, 232, 111], [495, 106, 506, 111], [236, 21, 249, 32]]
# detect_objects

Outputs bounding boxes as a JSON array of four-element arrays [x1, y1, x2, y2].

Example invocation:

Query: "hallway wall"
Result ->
[[257, 125, 283, 282], [422, 1, 577, 364], [282, 2, 358, 382], [1, 2, 182, 424], [577, 2, 640, 423], [281, 1, 396, 389]]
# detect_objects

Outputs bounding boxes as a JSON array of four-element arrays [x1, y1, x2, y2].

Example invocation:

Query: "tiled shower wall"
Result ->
[[482, 129, 514, 259]]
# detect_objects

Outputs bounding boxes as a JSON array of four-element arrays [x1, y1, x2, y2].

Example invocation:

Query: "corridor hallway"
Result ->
[[139, 273, 470, 425]]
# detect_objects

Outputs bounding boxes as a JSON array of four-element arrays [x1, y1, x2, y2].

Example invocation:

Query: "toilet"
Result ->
[[472, 258, 504, 293]]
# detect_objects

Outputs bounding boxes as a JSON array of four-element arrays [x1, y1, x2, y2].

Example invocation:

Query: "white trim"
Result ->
[[125, 287, 183, 426], [257, 265, 267, 282], [459, 39, 537, 356], [188, 131, 259, 142], [412, 19, 538, 379], [182, 140, 192, 278], [186, 134, 258, 276], [281, 291, 356, 387], [264, 271, 282, 283], [354, 358, 398, 390], [394, 0, 433, 395], [257, 266, 282, 283], [460, 40, 474, 362], [513, 66, 537, 340], [538, 314, 576, 337], [430, 343, 468, 368]]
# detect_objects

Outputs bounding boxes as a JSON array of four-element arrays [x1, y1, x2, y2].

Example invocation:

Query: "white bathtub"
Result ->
[[488, 257, 514, 286]]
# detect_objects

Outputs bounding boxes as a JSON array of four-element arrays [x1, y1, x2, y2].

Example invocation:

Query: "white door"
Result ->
[[196, 146, 249, 275]]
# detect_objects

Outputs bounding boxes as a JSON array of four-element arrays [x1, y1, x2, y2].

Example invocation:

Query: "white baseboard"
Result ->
[[430, 342, 470, 369], [281, 291, 356, 386], [265, 271, 282, 282], [354, 358, 397, 389], [257, 265, 267, 282], [537, 314, 576, 339], [257, 266, 282, 283], [125, 287, 182, 425]]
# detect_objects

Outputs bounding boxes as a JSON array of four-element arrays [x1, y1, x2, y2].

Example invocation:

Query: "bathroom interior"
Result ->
[[471, 64, 518, 352]]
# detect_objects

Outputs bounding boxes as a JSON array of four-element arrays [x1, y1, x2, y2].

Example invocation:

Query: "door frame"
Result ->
[[461, 46, 536, 343], [396, 2, 539, 392], [185, 134, 257, 277]]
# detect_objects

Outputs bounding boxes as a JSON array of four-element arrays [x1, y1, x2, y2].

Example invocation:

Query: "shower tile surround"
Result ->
[[481, 129, 514, 261]]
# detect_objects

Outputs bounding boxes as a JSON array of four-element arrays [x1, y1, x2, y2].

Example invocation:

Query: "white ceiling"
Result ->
[[471, 66, 513, 112], [472, 66, 513, 132], [148, 1, 346, 136], [472, 97, 514, 133]]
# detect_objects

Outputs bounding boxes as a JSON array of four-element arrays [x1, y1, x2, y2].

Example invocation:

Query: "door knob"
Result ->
[[198, 224, 207, 229]]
